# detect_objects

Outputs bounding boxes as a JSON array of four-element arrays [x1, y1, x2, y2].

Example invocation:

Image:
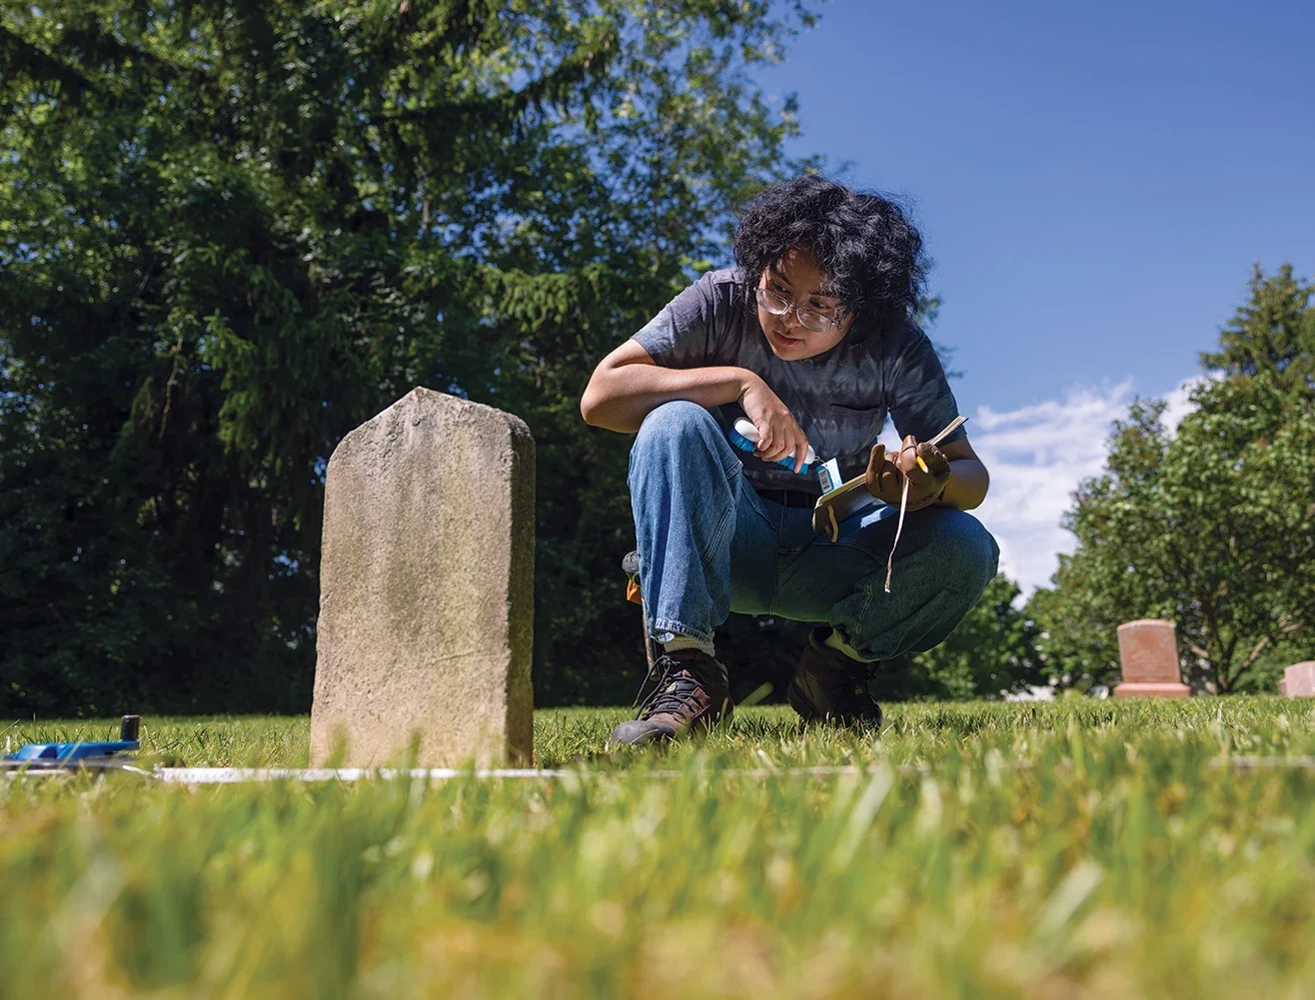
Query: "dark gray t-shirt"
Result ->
[[632, 267, 966, 495]]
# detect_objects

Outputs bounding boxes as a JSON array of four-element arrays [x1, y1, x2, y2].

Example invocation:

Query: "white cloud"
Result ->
[[880, 376, 1205, 597], [968, 383, 1135, 596]]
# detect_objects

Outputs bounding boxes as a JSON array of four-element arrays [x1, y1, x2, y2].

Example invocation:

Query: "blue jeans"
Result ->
[[629, 401, 1000, 662]]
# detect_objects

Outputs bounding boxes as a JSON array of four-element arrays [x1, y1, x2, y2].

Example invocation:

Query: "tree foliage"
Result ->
[[1032, 267, 1315, 693], [0, 0, 818, 713], [1201, 264, 1314, 397]]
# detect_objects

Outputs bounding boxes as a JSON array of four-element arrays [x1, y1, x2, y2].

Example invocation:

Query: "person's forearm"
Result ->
[[580, 364, 759, 434], [938, 458, 989, 510]]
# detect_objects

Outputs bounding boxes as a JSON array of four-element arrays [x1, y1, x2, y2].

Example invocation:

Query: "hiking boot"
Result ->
[[608, 649, 733, 747], [787, 628, 884, 726]]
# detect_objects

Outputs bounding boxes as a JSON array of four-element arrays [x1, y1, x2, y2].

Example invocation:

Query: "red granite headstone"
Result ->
[[1113, 619, 1190, 698], [1282, 662, 1315, 697]]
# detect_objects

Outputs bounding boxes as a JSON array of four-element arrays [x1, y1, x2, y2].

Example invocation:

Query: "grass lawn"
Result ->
[[4, 698, 1315, 997]]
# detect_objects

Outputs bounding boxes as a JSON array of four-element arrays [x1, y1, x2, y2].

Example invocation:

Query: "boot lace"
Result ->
[[632, 654, 708, 720]]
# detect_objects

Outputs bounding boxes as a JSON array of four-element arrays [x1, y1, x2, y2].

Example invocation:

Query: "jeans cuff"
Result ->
[[650, 616, 715, 647]]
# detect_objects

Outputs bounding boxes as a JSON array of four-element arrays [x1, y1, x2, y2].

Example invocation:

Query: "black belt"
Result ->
[[753, 486, 819, 509]]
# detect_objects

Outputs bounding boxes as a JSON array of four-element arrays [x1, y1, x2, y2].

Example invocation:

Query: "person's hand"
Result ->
[[739, 375, 811, 473], [865, 435, 951, 510]]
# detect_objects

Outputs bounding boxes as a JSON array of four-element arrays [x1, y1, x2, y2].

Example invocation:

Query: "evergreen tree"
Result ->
[[1201, 264, 1315, 397]]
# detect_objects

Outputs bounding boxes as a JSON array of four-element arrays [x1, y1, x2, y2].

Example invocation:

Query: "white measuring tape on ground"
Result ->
[[10, 757, 1315, 784], [142, 757, 1315, 781], [135, 764, 886, 784]]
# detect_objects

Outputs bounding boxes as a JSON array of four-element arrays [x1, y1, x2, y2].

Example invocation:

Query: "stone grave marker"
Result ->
[[310, 387, 535, 767], [1281, 662, 1315, 698], [1113, 619, 1190, 698]]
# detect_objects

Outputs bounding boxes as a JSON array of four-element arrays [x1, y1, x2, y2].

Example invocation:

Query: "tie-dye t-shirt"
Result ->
[[632, 267, 967, 496]]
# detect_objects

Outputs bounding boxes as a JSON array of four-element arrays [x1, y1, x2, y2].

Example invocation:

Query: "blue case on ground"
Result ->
[[6, 740, 140, 762]]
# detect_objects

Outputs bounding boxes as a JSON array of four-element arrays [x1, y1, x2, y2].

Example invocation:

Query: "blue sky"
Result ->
[[755, 0, 1315, 591]]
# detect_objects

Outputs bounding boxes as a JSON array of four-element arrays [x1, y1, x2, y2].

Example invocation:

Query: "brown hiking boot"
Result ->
[[607, 649, 733, 747], [787, 628, 884, 727]]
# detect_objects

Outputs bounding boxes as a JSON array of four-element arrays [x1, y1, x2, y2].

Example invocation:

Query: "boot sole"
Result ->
[[607, 703, 735, 749]]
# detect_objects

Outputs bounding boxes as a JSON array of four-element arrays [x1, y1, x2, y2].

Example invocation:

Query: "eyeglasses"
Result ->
[[755, 286, 845, 334]]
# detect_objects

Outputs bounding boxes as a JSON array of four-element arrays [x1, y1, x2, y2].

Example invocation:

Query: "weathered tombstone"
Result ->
[[310, 388, 535, 767], [1281, 662, 1315, 698], [1113, 619, 1190, 698]]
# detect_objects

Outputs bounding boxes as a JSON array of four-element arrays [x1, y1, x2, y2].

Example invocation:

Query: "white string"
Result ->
[[884, 475, 910, 593]]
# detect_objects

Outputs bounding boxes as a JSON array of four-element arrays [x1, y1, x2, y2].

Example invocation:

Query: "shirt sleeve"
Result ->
[[885, 322, 968, 446], [631, 272, 722, 368]]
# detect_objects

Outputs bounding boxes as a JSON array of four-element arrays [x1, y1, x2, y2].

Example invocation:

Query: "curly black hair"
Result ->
[[732, 175, 927, 334]]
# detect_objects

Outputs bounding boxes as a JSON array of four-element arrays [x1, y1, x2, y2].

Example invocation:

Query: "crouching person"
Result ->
[[580, 176, 998, 747]]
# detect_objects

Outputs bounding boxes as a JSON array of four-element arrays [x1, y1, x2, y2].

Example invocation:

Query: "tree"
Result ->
[[0, 0, 817, 714], [1032, 373, 1315, 694], [1201, 264, 1314, 398], [1035, 265, 1315, 694]]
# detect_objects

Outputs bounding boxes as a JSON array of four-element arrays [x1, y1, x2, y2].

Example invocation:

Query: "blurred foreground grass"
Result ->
[[4, 698, 1315, 997]]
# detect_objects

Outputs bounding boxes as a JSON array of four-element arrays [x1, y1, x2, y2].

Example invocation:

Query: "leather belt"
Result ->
[[753, 486, 820, 510]]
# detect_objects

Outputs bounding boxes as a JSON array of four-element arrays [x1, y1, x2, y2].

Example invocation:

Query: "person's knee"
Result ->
[[629, 401, 740, 501], [636, 400, 718, 443], [836, 511, 999, 660], [923, 509, 999, 599], [631, 401, 723, 468]]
